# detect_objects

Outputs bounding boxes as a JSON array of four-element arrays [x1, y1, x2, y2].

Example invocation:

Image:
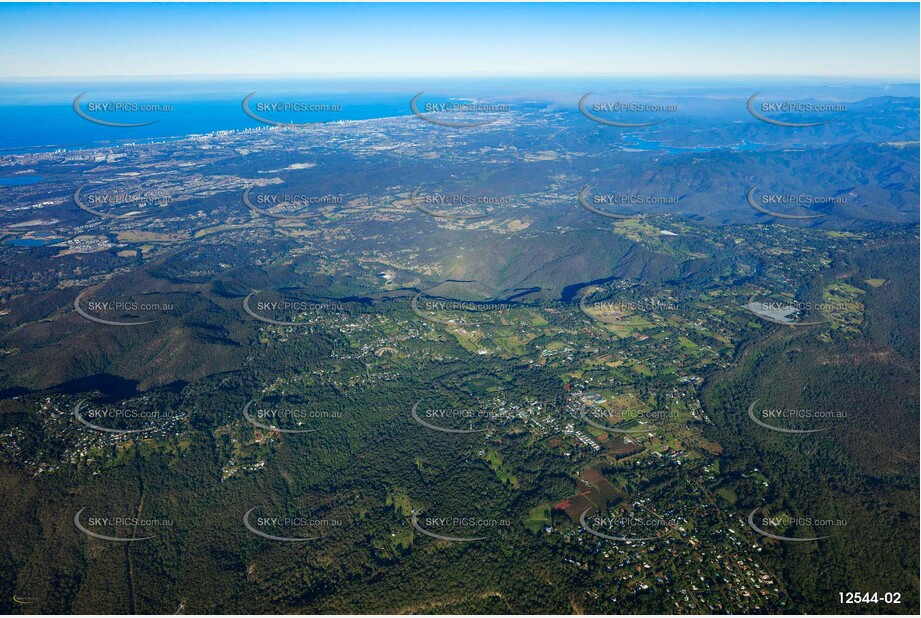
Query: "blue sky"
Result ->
[[0, 3, 917, 79]]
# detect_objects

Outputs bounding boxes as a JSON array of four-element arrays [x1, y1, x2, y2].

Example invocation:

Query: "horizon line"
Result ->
[[1, 73, 918, 83]]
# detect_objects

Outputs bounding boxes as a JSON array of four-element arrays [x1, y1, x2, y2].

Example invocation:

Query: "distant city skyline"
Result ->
[[0, 2, 918, 80]]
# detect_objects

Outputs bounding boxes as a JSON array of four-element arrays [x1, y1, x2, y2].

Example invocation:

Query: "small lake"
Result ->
[[624, 137, 764, 153], [0, 175, 43, 186], [4, 236, 64, 247]]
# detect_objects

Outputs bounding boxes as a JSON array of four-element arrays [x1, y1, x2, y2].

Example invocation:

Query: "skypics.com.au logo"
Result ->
[[243, 507, 341, 542], [410, 400, 522, 434], [579, 93, 678, 127], [579, 509, 673, 542], [73, 400, 175, 434], [411, 510, 510, 542], [744, 293, 849, 327], [747, 185, 846, 220], [242, 93, 343, 127], [747, 93, 846, 128], [410, 93, 511, 128], [74, 184, 170, 220], [580, 406, 674, 435], [74, 287, 174, 327], [74, 508, 172, 542], [409, 185, 506, 221], [242, 186, 341, 220], [747, 507, 845, 542], [411, 283, 514, 328], [73, 93, 174, 127], [747, 399, 847, 434], [579, 286, 677, 328], [578, 185, 676, 219], [243, 289, 347, 327], [242, 400, 342, 434]]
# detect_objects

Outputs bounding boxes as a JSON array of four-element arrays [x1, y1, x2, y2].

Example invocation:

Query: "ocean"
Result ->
[[1, 78, 914, 154], [0, 80, 423, 153]]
